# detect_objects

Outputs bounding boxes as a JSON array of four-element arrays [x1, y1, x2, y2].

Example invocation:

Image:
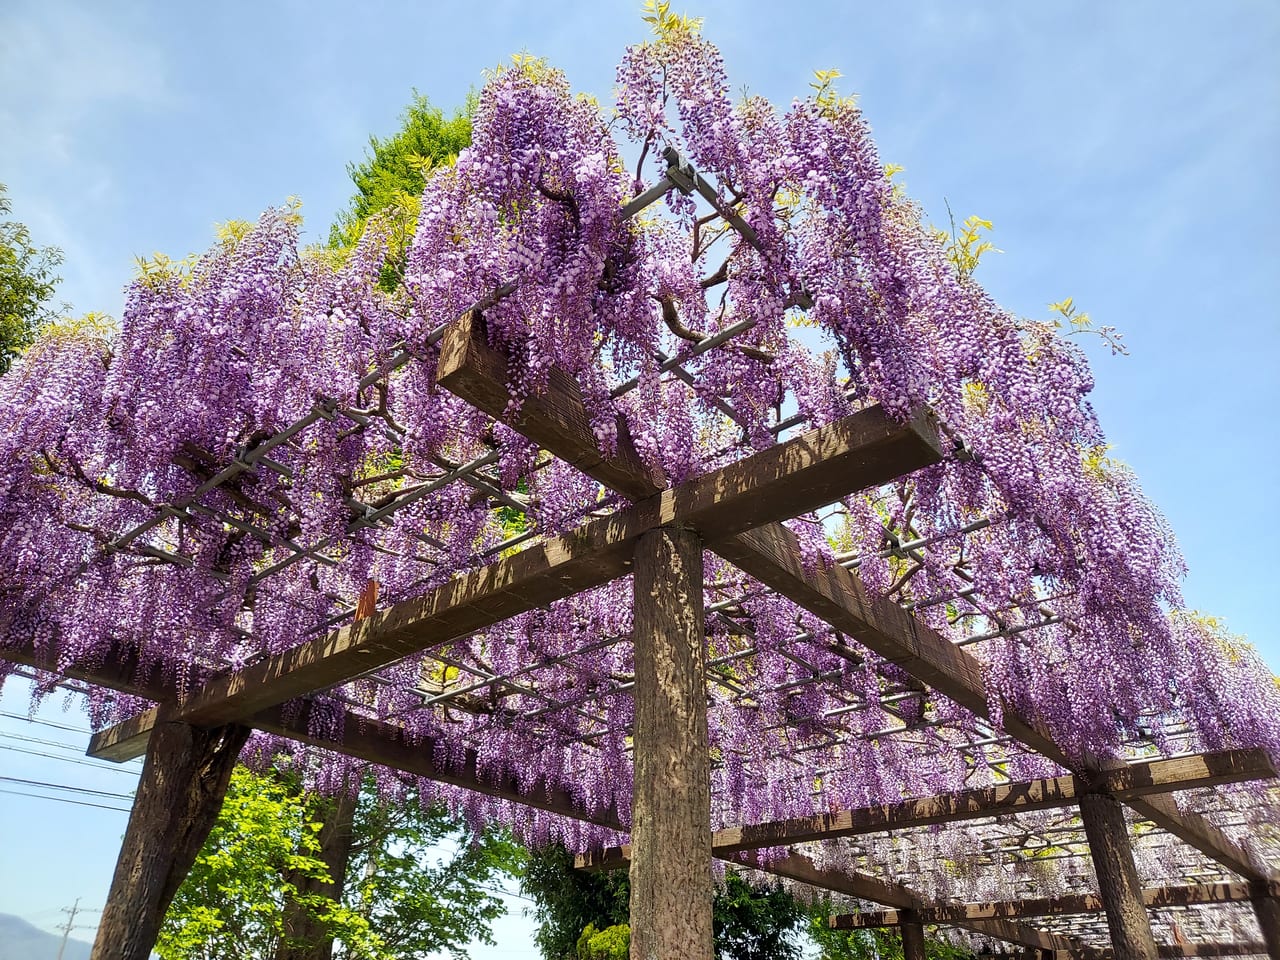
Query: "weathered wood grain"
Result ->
[[1080, 790, 1159, 960], [630, 527, 713, 960]]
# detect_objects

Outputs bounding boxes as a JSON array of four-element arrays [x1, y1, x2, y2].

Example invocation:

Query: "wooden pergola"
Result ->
[[7, 304, 1278, 960]]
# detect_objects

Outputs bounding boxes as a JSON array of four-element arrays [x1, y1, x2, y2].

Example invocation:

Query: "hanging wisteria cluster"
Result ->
[[1, 11, 1277, 913]]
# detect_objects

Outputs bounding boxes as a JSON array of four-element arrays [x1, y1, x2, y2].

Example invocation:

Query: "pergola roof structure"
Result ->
[[1, 21, 1277, 960]]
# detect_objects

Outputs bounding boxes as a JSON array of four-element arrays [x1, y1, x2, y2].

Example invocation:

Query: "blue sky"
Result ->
[[1, 0, 1277, 950]]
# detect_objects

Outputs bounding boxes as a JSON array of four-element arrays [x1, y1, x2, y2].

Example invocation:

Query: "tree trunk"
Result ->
[[900, 910, 926, 960], [1251, 890, 1280, 960], [92, 713, 249, 960], [276, 790, 359, 960], [1078, 791, 1158, 960], [629, 526, 713, 960]]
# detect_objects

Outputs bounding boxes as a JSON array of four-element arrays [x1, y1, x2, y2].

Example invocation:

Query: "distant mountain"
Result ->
[[0, 913, 92, 960]]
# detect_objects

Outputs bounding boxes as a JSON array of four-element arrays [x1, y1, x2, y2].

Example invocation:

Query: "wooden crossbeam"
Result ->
[[435, 311, 669, 500], [1144, 946, 1267, 959], [743, 851, 1082, 955], [830, 882, 1280, 926], [0, 644, 1100, 958], [84, 393, 940, 761], [2, 637, 170, 701], [8, 314, 1268, 896], [1125, 793, 1262, 883], [437, 313, 1062, 750], [437, 314, 1062, 751], [574, 749, 1279, 870]]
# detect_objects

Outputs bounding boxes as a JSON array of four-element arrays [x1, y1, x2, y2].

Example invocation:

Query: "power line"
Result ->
[[0, 743, 143, 774], [0, 710, 94, 733], [0, 732, 85, 757], [0, 775, 136, 801], [0, 788, 131, 813]]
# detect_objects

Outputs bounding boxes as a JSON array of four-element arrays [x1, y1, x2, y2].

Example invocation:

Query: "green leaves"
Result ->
[[642, 0, 704, 39], [809, 68, 858, 116], [931, 207, 1001, 279], [157, 767, 522, 960], [576, 923, 630, 959], [807, 908, 976, 960], [522, 849, 807, 960], [1047, 295, 1128, 355], [327, 92, 472, 281], [0, 183, 65, 373]]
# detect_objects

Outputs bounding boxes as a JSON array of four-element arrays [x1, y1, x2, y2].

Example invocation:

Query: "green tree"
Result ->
[[807, 908, 976, 960], [159, 93, 492, 960], [0, 183, 64, 373], [521, 845, 806, 960], [713, 873, 806, 960], [522, 845, 630, 960], [327, 92, 471, 290], [157, 766, 522, 960]]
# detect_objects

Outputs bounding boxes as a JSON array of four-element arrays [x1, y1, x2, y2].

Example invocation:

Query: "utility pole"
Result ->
[[57, 898, 81, 960]]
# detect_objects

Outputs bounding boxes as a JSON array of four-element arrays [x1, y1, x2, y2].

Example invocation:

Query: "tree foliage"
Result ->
[[807, 910, 976, 960], [575, 923, 630, 960], [327, 93, 471, 257], [712, 873, 806, 960], [0, 183, 64, 373], [522, 845, 630, 960], [157, 767, 522, 960], [521, 846, 805, 960]]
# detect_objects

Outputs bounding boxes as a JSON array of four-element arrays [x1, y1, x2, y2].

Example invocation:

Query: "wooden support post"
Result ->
[[1251, 887, 1280, 960], [1078, 791, 1159, 960], [900, 910, 927, 960], [91, 714, 249, 960], [630, 526, 713, 960]]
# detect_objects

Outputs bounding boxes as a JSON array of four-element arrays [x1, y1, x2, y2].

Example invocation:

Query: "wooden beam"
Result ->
[[1144, 946, 1267, 959], [1250, 889, 1280, 960], [716, 521, 1070, 764], [438, 325, 1088, 957], [574, 748, 1277, 869], [1126, 793, 1264, 883], [4, 639, 1075, 958], [716, 749, 1273, 847], [1101, 752, 1279, 797], [252, 701, 626, 830], [89, 706, 161, 762], [830, 882, 1280, 926], [6, 638, 625, 829], [2, 637, 165, 700], [901, 910, 926, 960], [436, 310, 668, 501], [743, 851, 1081, 954]]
